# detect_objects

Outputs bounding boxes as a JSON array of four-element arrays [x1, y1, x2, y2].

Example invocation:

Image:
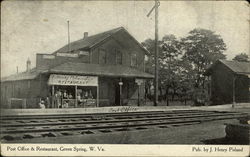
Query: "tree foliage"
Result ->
[[142, 28, 227, 105], [181, 28, 226, 87], [233, 53, 249, 62]]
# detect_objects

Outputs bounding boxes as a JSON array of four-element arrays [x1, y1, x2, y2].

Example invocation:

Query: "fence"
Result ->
[[8, 98, 26, 109]]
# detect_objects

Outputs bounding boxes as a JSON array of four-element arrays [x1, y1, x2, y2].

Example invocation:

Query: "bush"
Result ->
[[192, 88, 210, 106]]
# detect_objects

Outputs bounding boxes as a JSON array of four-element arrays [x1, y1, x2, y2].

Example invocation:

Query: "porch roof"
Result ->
[[49, 62, 154, 79], [1, 68, 46, 82]]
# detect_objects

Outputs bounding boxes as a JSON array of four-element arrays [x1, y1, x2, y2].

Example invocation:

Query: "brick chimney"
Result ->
[[83, 32, 88, 39], [26, 58, 31, 72]]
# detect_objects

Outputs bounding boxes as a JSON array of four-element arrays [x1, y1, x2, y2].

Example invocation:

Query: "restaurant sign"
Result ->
[[48, 74, 98, 86]]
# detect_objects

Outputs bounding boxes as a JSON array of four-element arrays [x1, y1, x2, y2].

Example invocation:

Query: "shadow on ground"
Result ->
[[202, 137, 248, 145]]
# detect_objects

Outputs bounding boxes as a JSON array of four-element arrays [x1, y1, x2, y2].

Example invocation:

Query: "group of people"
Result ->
[[38, 89, 95, 109], [38, 96, 50, 109], [77, 90, 94, 105], [54, 90, 74, 108], [77, 90, 94, 100]]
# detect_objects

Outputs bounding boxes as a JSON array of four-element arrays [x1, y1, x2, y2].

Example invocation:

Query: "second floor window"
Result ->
[[116, 50, 122, 65], [99, 49, 106, 64], [131, 53, 137, 67]]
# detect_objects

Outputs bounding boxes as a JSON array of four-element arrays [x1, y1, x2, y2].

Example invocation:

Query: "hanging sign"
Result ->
[[48, 74, 98, 86], [43, 54, 55, 59], [56, 52, 79, 57]]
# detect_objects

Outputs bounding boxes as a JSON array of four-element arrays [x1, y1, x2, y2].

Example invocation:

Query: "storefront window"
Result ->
[[54, 86, 76, 108], [48, 74, 98, 109], [52, 85, 97, 108], [76, 86, 97, 108]]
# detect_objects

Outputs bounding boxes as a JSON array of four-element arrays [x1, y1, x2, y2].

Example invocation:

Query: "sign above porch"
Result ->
[[48, 74, 98, 86]]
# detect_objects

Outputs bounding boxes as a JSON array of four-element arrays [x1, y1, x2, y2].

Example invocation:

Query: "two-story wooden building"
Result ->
[[1, 27, 154, 109]]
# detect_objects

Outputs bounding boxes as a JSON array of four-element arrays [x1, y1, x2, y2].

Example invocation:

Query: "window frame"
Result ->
[[131, 52, 137, 67], [115, 49, 122, 65], [98, 48, 107, 64]]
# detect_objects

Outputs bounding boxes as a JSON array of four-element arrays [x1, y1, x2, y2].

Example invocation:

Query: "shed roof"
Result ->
[[1, 68, 46, 82], [54, 27, 149, 55], [205, 60, 250, 75], [49, 62, 154, 79]]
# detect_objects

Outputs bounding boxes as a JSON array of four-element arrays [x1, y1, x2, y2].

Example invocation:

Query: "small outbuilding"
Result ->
[[205, 60, 250, 105]]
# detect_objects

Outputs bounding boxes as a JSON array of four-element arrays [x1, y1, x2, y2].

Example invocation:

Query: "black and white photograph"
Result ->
[[0, 0, 249, 156]]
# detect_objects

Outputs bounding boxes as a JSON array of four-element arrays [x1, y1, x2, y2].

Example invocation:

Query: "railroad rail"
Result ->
[[0, 110, 248, 142]]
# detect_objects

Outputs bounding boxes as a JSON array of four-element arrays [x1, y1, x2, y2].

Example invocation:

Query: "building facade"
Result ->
[[1, 27, 153, 109], [205, 60, 250, 105]]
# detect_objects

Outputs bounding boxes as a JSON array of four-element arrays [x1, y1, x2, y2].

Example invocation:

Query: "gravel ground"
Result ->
[[6, 119, 243, 144], [2, 103, 249, 144]]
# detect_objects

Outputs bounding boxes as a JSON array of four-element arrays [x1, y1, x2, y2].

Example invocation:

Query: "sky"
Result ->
[[1, 0, 249, 77]]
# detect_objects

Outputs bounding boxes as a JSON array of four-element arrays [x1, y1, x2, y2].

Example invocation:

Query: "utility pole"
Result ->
[[232, 75, 236, 108], [147, 0, 160, 106], [67, 20, 71, 53]]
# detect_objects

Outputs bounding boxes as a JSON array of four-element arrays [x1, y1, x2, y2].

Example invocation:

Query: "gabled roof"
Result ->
[[49, 62, 154, 79], [54, 27, 122, 53], [1, 68, 47, 82], [205, 59, 250, 75], [54, 27, 150, 55]]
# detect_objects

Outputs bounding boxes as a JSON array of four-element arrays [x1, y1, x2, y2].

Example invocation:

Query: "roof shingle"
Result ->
[[1, 68, 46, 82], [49, 62, 154, 78], [54, 27, 123, 53], [205, 59, 250, 75]]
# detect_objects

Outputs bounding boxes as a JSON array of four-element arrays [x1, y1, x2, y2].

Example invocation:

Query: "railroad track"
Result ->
[[0, 110, 248, 142]]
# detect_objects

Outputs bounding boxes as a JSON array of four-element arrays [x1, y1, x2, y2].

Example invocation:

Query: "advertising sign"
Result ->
[[48, 74, 98, 86]]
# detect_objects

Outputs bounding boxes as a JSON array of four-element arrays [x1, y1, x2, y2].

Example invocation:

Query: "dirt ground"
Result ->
[[3, 103, 249, 144]]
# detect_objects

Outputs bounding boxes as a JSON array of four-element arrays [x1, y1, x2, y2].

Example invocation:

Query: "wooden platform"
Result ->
[[1, 103, 249, 116], [1, 106, 191, 116]]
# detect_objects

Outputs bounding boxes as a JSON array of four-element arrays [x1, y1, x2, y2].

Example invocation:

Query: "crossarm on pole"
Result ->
[[146, 1, 160, 17]]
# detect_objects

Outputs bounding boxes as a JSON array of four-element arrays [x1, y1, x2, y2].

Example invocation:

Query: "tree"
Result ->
[[233, 53, 249, 62], [142, 29, 227, 106], [159, 35, 182, 104], [181, 28, 227, 88], [142, 35, 189, 105]]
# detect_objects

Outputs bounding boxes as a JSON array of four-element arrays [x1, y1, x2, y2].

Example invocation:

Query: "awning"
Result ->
[[49, 62, 154, 79]]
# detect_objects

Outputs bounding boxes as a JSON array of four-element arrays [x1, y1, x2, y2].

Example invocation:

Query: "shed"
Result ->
[[205, 60, 250, 105]]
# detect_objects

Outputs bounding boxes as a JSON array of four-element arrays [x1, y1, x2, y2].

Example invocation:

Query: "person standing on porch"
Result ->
[[45, 95, 51, 108]]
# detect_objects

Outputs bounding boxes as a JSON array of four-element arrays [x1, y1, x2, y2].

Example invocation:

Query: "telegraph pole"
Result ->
[[67, 20, 71, 53], [147, 0, 160, 106]]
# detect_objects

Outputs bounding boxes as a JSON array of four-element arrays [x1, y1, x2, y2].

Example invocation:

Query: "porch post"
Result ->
[[138, 84, 140, 106], [97, 78, 99, 107], [52, 85, 55, 108], [119, 78, 123, 106], [75, 85, 77, 108], [232, 75, 236, 108]]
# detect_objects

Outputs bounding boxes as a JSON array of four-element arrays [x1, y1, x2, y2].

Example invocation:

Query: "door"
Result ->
[[115, 84, 120, 106]]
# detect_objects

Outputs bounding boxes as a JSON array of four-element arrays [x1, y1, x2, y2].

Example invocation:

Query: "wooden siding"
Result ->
[[91, 35, 145, 71], [210, 62, 250, 105], [36, 53, 90, 70]]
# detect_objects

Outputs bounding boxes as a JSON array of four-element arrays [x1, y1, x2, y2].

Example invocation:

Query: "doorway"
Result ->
[[115, 84, 120, 106]]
